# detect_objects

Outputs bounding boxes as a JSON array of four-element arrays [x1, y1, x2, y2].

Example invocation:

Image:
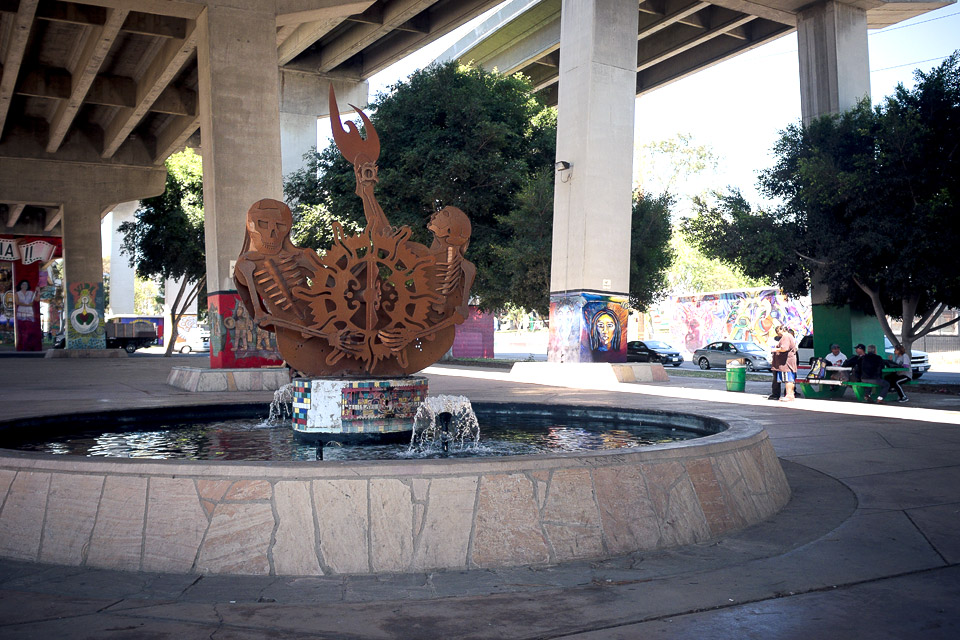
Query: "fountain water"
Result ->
[[409, 395, 480, 452]]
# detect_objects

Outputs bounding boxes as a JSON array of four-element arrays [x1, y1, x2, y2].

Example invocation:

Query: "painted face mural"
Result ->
[[590, 310, 620, 352]]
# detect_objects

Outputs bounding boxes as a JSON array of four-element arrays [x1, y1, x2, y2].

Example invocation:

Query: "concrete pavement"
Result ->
[[1, 356, 959, 638]]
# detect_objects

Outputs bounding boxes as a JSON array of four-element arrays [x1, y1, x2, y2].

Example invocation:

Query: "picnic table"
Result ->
[[797, 367, 913, 402]]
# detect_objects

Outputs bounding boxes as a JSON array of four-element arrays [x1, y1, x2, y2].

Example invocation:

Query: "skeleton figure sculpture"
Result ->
[[235, 88, 475, 377]]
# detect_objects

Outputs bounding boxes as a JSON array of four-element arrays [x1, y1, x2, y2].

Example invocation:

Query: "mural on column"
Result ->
[[208, 292, 282, 369], [66, 282, 106, 348], [548, 292, 628, 363], [0, 263, 12, 345]]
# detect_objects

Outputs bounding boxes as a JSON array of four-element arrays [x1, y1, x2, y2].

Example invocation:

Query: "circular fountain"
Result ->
[[0, 402, 789, 576]]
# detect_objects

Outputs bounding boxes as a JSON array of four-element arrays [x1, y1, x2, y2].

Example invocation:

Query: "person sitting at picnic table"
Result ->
[[824, 343, 848, 380], [842, 344, 867, 382], [771, 326, 798, 402], [885, 344, 912, 403], [859, 344, 892, 403]]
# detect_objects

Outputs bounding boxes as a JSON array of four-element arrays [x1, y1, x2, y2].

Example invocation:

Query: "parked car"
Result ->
[[798, 334, 815, 365], [626, 340, 683, 366], [692, 341, 772, 371], [177, 329, 210, 354]]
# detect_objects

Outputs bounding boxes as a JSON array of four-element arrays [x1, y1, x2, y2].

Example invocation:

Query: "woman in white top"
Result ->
[[886, 344, 912, 403]]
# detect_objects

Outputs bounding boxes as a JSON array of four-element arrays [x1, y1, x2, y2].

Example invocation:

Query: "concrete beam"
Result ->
[[0, 156, 166, 207], [0, 0, 38, 139], [275, 0, 373, 26], [101, 18, 198, 158], [17, 68, 196, 117], [637, 10, 758, 72], [358, 0, 501, 77], [150, 113, 200, 164], [6, 203, 25, 227], [637, 17, 792, 93], [637, 1, 710, 39], [47, 7, 130, 153], [315, 0, 436, 73], [44, 0, 203, 20], [44, 204, 63, 232]]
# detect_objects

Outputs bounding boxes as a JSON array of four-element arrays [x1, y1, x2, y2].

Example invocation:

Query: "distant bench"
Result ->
[[797, 376, 916, 402]]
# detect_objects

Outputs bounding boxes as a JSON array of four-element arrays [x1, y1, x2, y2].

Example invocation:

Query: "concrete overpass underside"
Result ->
[[442, 0, 947, 106]]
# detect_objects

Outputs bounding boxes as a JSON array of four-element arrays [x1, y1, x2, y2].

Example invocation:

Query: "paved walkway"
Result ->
[[1, 356, 959, 639]]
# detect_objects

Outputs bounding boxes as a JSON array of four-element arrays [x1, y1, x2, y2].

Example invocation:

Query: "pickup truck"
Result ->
[[54, 321, 158, 353]]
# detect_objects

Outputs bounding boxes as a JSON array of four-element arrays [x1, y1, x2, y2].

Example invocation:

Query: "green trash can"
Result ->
[[726, 364, 746, 392]]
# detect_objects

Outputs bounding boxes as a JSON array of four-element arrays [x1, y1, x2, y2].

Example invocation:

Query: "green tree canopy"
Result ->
[[119, 148, 206, 355], [684, 52, 960, 352], [284, 61, 556, 306]]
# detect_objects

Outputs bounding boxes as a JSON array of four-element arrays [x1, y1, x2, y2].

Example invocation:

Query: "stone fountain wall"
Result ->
[[0, 419, 789, 575]]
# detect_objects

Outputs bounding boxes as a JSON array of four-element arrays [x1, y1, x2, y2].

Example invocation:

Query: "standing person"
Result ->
[[767, 326, 784, 400], [859, 344, 892, 402], [771, 326, 798, 402], [885, 344, 912, 403]]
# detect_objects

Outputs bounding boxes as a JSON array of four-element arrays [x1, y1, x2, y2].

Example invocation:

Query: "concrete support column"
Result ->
[[108, 201, 139, 315], [61, 201, 108, 349], [797, 1, 870, 124], [548, 0, 637, 363], [797, 1, 881, 352], [279, 71, 369, 177], [280, 112, 319, 178], [197, 2, 284, 368]]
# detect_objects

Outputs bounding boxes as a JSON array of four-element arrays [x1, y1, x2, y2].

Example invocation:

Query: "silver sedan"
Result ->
[[692, 341, 772, 371]]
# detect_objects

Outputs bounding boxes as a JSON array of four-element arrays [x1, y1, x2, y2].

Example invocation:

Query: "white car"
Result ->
[[177, 329, 210, 354]]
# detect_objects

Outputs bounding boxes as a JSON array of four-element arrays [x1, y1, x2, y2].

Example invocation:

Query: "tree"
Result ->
[[119, 149, 206, 356], [492, 184, 676, 314], [284, 62, 556, 306], [683, 53, 960, 355], [667, 231, 768, 294], [628, 192, 674, 311]]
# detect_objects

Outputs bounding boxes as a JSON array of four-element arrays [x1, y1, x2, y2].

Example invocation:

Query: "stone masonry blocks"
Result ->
[[273, 481, 322, 576], [411, 476, 478, 570], [472, 473, 551, 567], [0, 471, 50, 560], [0, 422, 789, 576], [86, 475, 148, 571], [142, 477, 210, 573], [370, 479, 414, 572], [197, 502, 274, 575], [40, 473, 104, 565], [314, 479, 368, 574]]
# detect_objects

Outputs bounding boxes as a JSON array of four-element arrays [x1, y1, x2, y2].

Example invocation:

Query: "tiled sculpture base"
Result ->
[[0, 415, 790, 576], [292, 376, 428, 441]]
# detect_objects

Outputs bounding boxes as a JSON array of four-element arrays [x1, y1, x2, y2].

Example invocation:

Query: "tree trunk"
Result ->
[[163, 276, 205, 357]]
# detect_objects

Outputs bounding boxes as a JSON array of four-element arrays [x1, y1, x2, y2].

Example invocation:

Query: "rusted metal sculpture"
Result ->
[[235, 87, 474, 377]]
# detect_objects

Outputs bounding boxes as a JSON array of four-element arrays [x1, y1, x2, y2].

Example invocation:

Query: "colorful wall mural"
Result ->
[[208, 292, 282, 369], [548, 292, 628, 363], [66, 281, 106, 349], [645, 288, 813, 358], [1, 236, 62, 350]]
